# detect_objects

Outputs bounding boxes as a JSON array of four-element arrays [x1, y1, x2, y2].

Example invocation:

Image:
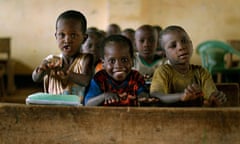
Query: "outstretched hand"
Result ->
[[103, 92, 120, 105], [37, 57, 62, 74], [181, 83, 203, 101]]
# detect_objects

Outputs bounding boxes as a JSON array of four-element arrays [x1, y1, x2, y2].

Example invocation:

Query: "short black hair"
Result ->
[[56, 10, 87, 33], [102, 34, 134, 58], [159, 25, 188, 50], [122, 28, 135, 34]]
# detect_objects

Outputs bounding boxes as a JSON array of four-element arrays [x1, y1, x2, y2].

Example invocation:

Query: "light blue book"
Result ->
[[26, 92, 81, 106]]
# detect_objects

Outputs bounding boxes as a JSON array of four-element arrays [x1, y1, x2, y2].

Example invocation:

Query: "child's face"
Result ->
[[135, 29, 157, 58], [161, 30, 193, 65], [81, 34, 101, 61], [55, 19, 86, 57], [103, 42, 133, 82]]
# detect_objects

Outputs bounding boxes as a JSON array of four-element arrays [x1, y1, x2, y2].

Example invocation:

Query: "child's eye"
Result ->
[[181, 38, 190, 44], [108, 59, 116, 64], [57, 33, 65, 39], [148, 37, 155, 43], [71, 33, 77, 39], [169, 43, 177, 48], [121, 57, 129, 63], [182, 39, 189, 44], [139, 39, 144, 43]]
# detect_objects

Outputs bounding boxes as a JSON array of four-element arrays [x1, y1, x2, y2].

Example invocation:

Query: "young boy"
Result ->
[[106, 23, 121, 37], [150, 25, 227, 107], [121, 28, 136, 52], [81, 29, 104, 73], [32, 10, 94, 97], [84, 35, 152, 106], [134, 24, 167, 86]]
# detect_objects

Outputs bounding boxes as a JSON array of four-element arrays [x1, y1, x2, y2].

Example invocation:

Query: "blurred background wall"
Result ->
[[1, 0, 240, 75]]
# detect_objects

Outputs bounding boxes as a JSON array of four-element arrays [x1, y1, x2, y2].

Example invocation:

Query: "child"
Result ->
[[121, 28, 136, 52], [153, 25, 165, 57], [81, 29, 104, 73], [134, 24, 167, 86], [106, 23, 121, 36], [150, 25, 227, 107], [32, 10, 94, 97], [84, 35, 152, 106]]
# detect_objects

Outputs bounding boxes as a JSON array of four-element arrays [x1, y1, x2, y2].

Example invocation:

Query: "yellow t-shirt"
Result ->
[[150, 64, 217, 100]]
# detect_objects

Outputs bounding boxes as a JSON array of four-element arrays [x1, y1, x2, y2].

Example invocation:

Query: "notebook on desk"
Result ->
[[26, 92, 82, 106]]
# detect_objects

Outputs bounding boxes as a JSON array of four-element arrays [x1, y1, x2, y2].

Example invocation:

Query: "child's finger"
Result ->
[[216, 91, 227, 104], [128, 95, 136, 100], [185, 85, 195, 93]]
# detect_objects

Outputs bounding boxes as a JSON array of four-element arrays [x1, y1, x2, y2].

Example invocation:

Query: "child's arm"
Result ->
[[68, 54, 94, 86], [32, 55, 62, 82], [32, 59, 50, 82], [150, 91, 184, 103], [151, 83, 203, 103], [85, 92, 120, 106]]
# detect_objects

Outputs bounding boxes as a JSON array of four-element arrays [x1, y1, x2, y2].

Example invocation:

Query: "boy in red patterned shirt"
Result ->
[[84, 35, 154, 106]]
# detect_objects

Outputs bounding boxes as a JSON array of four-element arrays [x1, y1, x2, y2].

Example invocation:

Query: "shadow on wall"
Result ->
[[13, 59, 34, 75]]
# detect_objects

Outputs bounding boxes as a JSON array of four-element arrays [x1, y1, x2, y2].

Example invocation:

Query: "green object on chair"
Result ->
[[196, 40, 240, 82]]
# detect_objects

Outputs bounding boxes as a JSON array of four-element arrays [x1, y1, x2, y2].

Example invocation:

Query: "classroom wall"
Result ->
[[1, 0, 240, 74]]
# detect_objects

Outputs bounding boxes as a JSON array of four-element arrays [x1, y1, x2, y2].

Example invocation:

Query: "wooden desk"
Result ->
[[0, 103, 240, 144]]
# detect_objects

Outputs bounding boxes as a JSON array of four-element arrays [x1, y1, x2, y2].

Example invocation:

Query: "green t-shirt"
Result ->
[[150, 64, 217, 100]]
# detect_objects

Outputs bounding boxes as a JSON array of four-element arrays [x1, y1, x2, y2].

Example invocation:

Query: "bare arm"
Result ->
[[150, 91, 183, 103], [32, 60, 49, 82], [85, 93, 105, 106], [68, 54, 94, 86], [151, 84, 204, 104], [86, 92, 120, 106]]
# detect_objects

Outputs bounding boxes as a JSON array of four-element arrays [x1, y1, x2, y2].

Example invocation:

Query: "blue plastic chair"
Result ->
[[196, 40, 240, 82]]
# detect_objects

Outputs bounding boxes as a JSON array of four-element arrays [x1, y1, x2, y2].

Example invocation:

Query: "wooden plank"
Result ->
[[0, 104, 240, 144]]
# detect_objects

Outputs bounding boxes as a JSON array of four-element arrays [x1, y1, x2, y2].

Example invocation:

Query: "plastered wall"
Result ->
[[1, 0, 240, 74]]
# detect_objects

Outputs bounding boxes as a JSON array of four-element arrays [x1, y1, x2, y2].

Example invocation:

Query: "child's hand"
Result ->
[[36, 60, 51, 73], [49, 70, 69, 85], [104, 92, 120, 105], [41, 55, 62, 70], [144, 73, 153, 81], [46, 58, 62, 70], [138, 92, 159, 103], [181, 83, 203, 101], [37, 56, 62, 74], [203, 90, 227, 107], [118, 92, 136, 100]]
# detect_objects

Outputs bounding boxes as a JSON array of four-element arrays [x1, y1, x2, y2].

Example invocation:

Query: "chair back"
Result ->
[[196, 40, 240, 73], [0, 38, 11, 62], [215, 83, 239, 107]]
